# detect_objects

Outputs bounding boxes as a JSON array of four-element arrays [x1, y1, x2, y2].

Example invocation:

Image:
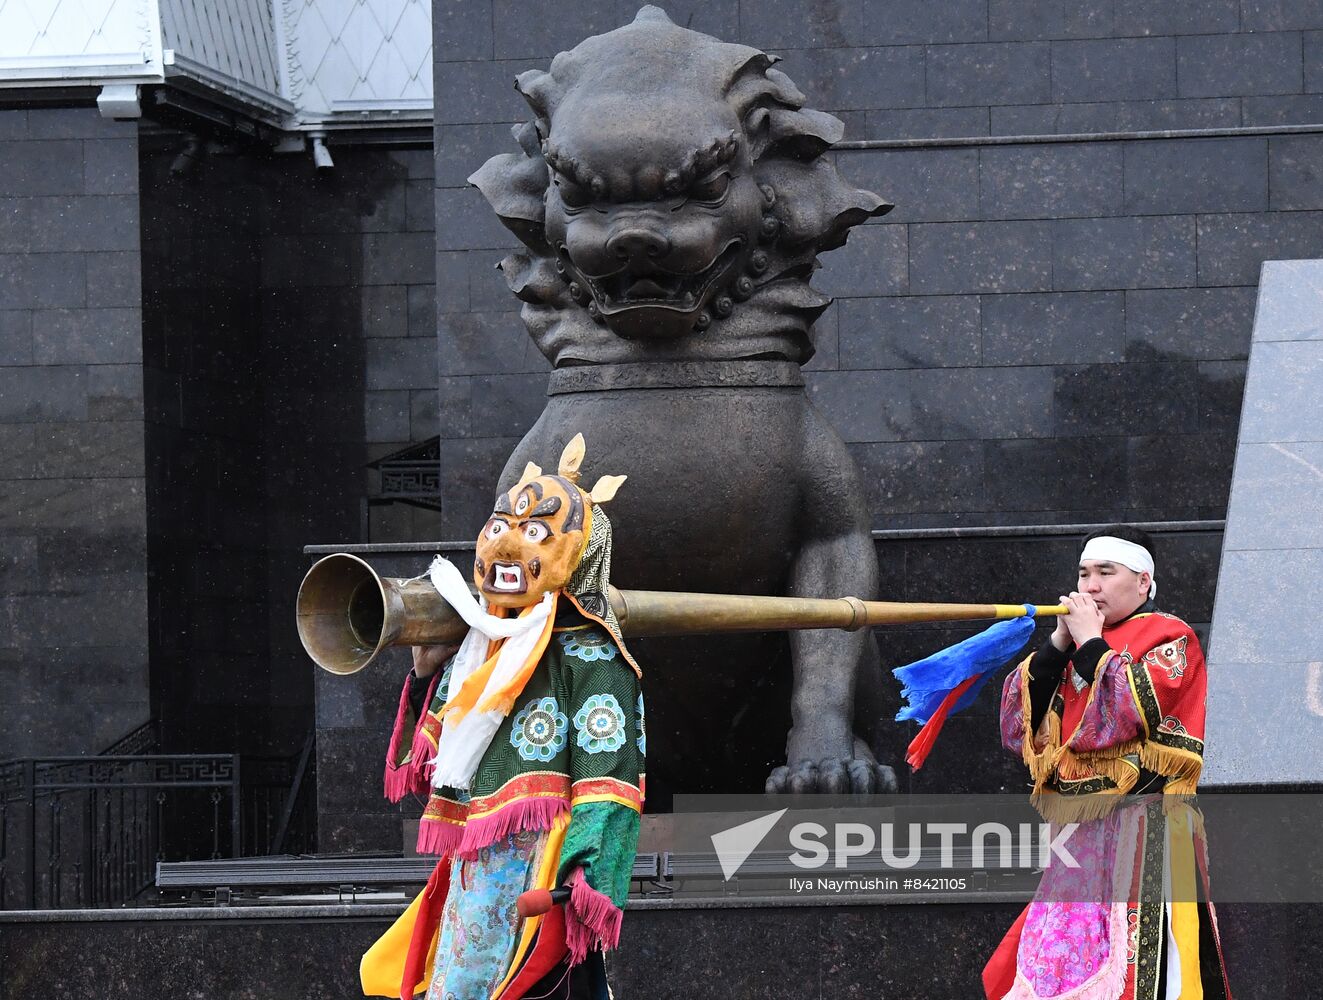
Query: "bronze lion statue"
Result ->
[[469, 6, 898, 802]]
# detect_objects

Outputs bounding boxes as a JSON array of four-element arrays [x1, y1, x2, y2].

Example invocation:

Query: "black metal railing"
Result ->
[[0, 736, 317, 910]]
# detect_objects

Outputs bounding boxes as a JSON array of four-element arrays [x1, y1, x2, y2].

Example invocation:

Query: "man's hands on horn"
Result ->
[[412, 644, 459, 679], [1053, 592, 1105, 649]]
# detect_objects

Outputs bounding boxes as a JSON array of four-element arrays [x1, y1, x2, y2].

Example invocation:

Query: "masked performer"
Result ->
[[984, 525, 1232, 1000], [361, 434, 643, 1000]]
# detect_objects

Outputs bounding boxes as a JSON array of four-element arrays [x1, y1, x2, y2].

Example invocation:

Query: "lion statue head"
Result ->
[[469, 5, 891, 367]]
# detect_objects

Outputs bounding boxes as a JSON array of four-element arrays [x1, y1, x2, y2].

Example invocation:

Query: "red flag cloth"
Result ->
[[905, 673, 979, 771]]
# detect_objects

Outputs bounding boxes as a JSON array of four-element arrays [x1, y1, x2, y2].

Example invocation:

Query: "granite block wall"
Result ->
[[0, 107, 150, 759], [432, 5, 1323, 542]]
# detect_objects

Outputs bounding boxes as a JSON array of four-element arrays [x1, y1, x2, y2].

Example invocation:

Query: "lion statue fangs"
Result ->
[[467, 6, 899, 799]]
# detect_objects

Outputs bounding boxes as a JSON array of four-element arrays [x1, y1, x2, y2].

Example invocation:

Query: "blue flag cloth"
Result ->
[[892, 606, 1038, 725]]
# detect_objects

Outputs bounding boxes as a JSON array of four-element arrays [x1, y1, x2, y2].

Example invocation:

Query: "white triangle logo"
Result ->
[[710, 808, 788, 881]]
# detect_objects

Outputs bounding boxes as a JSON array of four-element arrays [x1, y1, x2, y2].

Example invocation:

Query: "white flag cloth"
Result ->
[[425, 556, 555, 790]]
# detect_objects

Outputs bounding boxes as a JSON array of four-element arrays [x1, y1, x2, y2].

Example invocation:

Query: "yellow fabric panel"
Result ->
[[361, 880, 439, 998], [1169, 808, 1203, 1000], [491, 810, 571, 1000]]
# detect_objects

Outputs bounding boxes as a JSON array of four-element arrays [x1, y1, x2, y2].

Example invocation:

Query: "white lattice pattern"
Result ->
[[160, 0, 282, 97], [284, 0, 431, 114], [0, 0, 152, 64]]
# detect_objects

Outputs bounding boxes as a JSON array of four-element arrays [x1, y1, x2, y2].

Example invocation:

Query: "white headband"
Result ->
[[1079, 536, 1157, 599]]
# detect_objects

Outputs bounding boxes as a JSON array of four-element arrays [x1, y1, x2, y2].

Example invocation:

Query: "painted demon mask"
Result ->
[[473, 434, 625, 608]]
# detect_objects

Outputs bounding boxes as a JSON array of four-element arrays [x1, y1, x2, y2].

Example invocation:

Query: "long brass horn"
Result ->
[[297, 553, 1068, 676]]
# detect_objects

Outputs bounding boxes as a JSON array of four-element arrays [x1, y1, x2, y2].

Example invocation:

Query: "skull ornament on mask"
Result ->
[[473, 433, 626, 608]]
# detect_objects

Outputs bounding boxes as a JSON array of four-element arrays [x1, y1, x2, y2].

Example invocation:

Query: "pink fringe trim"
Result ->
[[383, 671, 440, 803], [415, 818, 464, 858], [456, 797, 569, 860], [563, 867, 623, 966]]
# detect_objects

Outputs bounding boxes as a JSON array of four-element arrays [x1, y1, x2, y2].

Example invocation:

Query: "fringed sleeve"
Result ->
[[1065, 649, 1146, 756], [383, 668, 443, 803], [1000, 658, 1029, 756]]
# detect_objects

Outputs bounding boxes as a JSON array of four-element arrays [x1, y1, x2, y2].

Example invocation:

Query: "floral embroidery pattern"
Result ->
[[1157, 715, 1188, 736], [557, 628, 617, 661], [1142, 637, 1188, 680], [510, 696, 568, 762], [574, 693, 626, 753], [636, 693, 646, 755]]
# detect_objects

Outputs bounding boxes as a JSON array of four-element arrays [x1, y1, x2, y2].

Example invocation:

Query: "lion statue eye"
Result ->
[[554, 175, 591, 209], [689, 172, 730, 204]]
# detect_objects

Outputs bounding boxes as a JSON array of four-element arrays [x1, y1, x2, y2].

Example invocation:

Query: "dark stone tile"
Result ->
[[807, 366, 1053, 443], [741, 0, 863, 49], [848, 439, 985, 517], [1243, 93, 1323, 125], [926, 42, 1052, 108], [838, 295, 981, 370], [26, 106, 133, 139], [433, 0, 493, 61], [360, 284, 408, 338], [910, 221, 1053, 295], [435, 250, 469, 313], [803, 300, 840, 371], [1115, 97, 1241, 130], [407, 286, 437, 346], [433, 186, 515, 251], [385, 148, 434, 180], [1123, 137, 1267, 216], [469, 372, 550, 438], [863, 107, 989, 140], [0, 139, 83, 196], [1050, 37, 1177, 103], [982, 291, 1124, 366], [988, 0, 1112, 41], [25, 253, 86, 309], [365, 336, 437, 390], [1125, 287, 1256, 363], [259, 233, 356, 288], [1222, 441, 1323, 552], [980, 142, 1123, 219], [1053, 362, 1201, 437], [1269, 135, 1323, 211], [814, 224, 908, 298], [1308, 30, 1323, 92], [405, 178, 432, 231], [984, 436, 1129, 511], [1242, 0, 1323, 31], [28, 420, 145, 479], [27, 195, 139, 252], [434, 58, 544, 125], [467, 248, 517, 311], [1114, 0, 1240, 35], [1128, 433, 1236, 509], [437, 376, 472, 437], [434, 123, 521, 187], [1052, 215, 1195, 290], [439, 434, 525, 538], [32, 308, 141, 364], [87, 364, 143, 421], [0, 251, 22, 306], [774, 46, 926, 112], [365, 389, 411, 442], [493, 0, 619, 59], [0, 109, 26, 139], [844, 147, 979, 224], [1211, 550, 1323, 662], [437, 309, 547, 377], [0, 309, 31, 364], [81, 137, 138, 195], [363, 231, 434, 284], [85, 250, 141, 308], [1236, 340, 1323, 445], [410, 386, 438, 440], [1177, 32, 1304, 98], [989, 102, 1118, 136], [1196, 212, 1323, 287], [860, 0, 987, 45], [0, 197, 29, 251], [613, 0, 739, 39]]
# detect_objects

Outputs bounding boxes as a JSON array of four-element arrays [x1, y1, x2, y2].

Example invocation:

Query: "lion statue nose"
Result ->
[[606, 225, 670, 261]]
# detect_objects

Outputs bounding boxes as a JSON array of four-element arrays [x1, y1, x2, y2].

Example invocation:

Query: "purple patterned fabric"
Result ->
[[1001, 664, 1027, 754], [1066, 653, 1144, 753]]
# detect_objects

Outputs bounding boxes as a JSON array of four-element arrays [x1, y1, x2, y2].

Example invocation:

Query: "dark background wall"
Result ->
[[0, 107, 149, 758], [424, 1, 1323, 805]]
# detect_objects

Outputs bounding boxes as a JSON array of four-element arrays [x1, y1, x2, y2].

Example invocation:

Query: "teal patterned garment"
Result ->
[[425, 829, 549, 1000]]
